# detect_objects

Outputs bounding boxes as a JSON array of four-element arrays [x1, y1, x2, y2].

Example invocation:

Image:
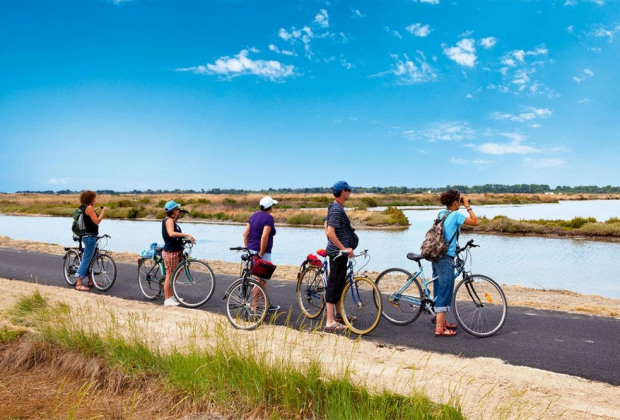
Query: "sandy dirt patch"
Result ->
[[1, 279, 619, 419]]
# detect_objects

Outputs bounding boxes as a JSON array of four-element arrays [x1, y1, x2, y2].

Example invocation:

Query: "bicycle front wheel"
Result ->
[[225, 278, 270, 330], [340, 276, 382, 335], [137, 258, 163, 300], [91, 254, 117, 291], [375, 268, 423, 325], [172, 260, 216, 308], [63, 250, 81, 286], [453, 274, 507, 338], [296, 266, 326, 319]]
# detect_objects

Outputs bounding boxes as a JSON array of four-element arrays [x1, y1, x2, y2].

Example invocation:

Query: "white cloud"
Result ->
[[578, 97, 592, 103], [591, 24, 619, 42], [479, 37, 498, 49], [404, 121, 475, 142], [314, 9, 329, 28], [175, 49, 295, 81], [377, 52, 438, 84], [48, 178, 68, 185], [490, 107, 552, 123], [352, 9, 365, 18], [471, 132, 538, 155], [451, 157, 492, 166], [567, 25, 574, 33], [405, 23, 432, 37], [414, 0, 440, 4], [564, 0, 577, 5], [523, 158, 567, 168], [278, 26, 315, 58], [495, 45, 554, 96], [268, 44, 295, 56], [573, 68, 594, 83], [443, 38, 476, 68]]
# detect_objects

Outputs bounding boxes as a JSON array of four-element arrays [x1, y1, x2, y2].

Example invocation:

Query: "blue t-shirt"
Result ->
[[247, 211, 276, 253], [439, 210, 466, 257]]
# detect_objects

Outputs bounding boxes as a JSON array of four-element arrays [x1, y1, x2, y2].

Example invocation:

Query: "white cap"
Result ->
[[260, 196, 278, 209]]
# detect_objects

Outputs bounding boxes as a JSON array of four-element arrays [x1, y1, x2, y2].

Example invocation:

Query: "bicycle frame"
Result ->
[[343, 250, 370, 306]]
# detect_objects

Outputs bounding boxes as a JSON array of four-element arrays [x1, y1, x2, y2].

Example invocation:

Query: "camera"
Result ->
[[459, 197, 464, 204]]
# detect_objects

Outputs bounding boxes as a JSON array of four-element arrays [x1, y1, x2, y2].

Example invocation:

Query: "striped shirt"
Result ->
[[325, 201, 352, 256]]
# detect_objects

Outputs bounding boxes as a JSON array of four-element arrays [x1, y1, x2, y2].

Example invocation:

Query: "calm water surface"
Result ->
[[1, 200, 619, 298]]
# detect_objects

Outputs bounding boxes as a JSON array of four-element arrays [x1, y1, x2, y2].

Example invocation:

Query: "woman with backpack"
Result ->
[[433, 189, 478, 337], [75, 190, 107, 291]]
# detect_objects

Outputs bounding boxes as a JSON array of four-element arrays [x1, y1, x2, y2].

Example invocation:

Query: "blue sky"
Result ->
[[1, 0, 619, 192]]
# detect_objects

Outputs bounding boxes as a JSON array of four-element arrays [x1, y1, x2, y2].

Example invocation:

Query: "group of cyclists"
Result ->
[[75, 182, 478, 337]]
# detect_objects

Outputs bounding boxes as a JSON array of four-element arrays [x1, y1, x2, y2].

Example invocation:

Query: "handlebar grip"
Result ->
[[230, 246, 244, 251]]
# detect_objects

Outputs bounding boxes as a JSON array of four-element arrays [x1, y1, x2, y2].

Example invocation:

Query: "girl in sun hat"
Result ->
[[161, 200, 195, 307], [243, 196, 280, 312]]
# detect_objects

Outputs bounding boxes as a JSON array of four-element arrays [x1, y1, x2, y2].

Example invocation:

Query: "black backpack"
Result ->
[[72, 206, 87, 236]]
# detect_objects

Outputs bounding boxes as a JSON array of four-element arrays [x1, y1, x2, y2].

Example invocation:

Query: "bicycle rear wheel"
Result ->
[[453, 274, 507, 338], [225, 278, 269, 330], [137, 258, 163, 300], [63, 249, 81, 286], [91, 254, 117, 292], [340, 276, 382, 335], [172, 259, 216, 308], [375, 268, 423, 325], [296, 266, 326, 319]]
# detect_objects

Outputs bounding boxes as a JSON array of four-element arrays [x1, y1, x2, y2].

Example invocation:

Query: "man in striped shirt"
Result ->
[[324, 180, 355, 333]]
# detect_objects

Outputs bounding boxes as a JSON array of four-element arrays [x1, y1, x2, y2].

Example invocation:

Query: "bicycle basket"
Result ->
[[250, 256, 277, 279]]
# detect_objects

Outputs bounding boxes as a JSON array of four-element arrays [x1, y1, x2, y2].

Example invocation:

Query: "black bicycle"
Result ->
[[222, 247, 271, 330], [62, 234, 117, 292]]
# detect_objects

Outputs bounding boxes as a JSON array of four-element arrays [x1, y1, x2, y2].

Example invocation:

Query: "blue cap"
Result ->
[[332, 181, 352, 194], [164, 200, 180, 212]]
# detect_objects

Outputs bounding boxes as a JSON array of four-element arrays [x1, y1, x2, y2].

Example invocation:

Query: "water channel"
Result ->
[[1, 199, 619, 298]]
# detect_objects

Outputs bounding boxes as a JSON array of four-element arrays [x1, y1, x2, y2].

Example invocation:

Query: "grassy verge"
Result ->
[[465, 215, 620, 238], [2, 292, 462, 419]]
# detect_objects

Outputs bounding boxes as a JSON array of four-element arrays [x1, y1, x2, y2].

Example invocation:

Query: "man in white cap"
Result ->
[[243, 196, 280, 312]]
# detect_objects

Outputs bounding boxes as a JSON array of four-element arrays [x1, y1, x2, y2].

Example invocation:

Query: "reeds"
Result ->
[[2, 291, 463, 419]]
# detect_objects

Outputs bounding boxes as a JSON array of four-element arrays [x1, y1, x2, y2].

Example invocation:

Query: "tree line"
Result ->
[[8, 184, 620, 195]]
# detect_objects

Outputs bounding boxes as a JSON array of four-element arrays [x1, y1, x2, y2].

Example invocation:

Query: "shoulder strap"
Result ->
[[443, 211, 458, 245]]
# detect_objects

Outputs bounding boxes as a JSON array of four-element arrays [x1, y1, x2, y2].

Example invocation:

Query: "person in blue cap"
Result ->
[[323, 181, 356, 332], [161, 200, 195, 307]]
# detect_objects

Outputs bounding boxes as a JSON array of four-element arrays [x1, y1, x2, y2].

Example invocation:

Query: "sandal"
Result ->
[[75, 284, 90, 292], [444, 321, 457, 330], [323, 323, 347, 333], [335, 314, 357, 324], [435, 326, 456, 337]]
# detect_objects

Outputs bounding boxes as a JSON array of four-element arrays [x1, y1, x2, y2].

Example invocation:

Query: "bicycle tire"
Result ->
[[375, 268, 423, 326], [91, 253, 117, 292], [296, 266, 326, 319], [137, 258, 163, 300], [340, 276, 382, 335], [453, 274, 507, 338], [172, 259, 216, 308], [225, 278, 270, 330], [63, 249, 81, 286]]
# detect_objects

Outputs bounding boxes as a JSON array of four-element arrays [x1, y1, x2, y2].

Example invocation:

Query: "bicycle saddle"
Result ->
[[406, 253, 424, 262]]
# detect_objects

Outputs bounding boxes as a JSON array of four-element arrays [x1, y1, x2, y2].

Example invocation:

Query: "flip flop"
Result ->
[[444, 321, 457, 330], [435, 326, 456, 337], [323, 323, 347, 333], [335, 314, 357, 324], [75, 284, 90, 291]]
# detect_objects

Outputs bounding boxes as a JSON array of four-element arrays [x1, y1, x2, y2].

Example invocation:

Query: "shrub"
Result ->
[[360, 197, 378, 208], [127, 207, 139, 219], [566, 217, 597, 229], [287, 213, 314, 225], [382, 207, 409, 226], [222, 198, 237, 206]]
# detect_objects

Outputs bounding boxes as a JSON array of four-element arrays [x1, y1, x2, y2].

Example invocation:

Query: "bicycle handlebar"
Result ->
[[456, 239, 478, 254]]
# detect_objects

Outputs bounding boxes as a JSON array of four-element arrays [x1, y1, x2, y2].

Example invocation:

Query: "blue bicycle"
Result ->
[[375, 239, 507, 337], [296, 249, 382, 335]]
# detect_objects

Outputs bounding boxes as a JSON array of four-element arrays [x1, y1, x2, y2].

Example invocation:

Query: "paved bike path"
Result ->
[[1, 247, 618, 386]]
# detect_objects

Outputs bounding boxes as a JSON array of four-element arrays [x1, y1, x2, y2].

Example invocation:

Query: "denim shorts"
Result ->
[[432, 255, 455, 313]]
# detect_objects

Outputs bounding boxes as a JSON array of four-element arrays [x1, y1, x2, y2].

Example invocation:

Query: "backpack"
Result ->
[[71, 206, 88, 236], [420, 211, 458, 262]]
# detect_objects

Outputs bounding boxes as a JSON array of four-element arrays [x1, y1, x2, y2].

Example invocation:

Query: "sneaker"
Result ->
[[268, 304, 281, 312], [164, 298, 180, 307]]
